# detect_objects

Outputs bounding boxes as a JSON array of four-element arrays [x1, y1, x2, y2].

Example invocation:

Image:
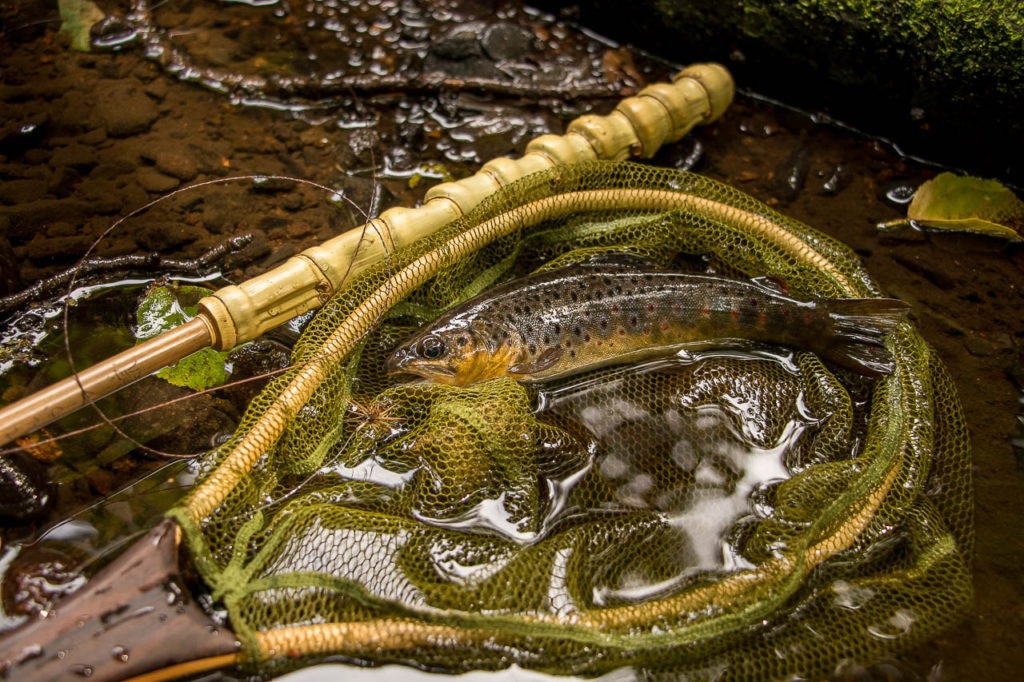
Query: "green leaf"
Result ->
[[881, 172, 1024, 241], [136, 284, 231, 392], [58, 0, 106, 52]]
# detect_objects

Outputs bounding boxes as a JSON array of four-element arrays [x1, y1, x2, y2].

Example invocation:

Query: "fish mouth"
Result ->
[[384, 347, 456, 378]]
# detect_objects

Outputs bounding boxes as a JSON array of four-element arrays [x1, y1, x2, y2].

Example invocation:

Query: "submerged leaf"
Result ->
[[58, 0, 106, 52], [136, 284, 231, 392], [880, 172, 1023, 241]]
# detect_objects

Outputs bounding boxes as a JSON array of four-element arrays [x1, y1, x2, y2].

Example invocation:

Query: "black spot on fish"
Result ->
[[629, 314, 638, 328], [569, 350, 576, 358], [573, 325, 583, 337], [553, 323, 562, 335], [543, 333, 551, 345], [528, 343, 537, 354], [570, 291, 578, 303], [600, 319, 608, 330], [457, 336, 468, 347], [583, 333, 591, 342]]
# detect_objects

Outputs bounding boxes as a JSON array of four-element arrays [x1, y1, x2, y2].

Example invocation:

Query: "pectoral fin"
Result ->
[[509, 347, 562, 377]]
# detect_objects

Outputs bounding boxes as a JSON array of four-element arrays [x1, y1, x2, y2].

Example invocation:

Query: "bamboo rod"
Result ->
[[0, 318, 213, 446], [0, 63, 734, 447]]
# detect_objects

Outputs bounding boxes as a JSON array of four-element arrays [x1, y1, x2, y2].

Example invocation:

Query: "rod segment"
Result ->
[[0, 319, 214, 447]]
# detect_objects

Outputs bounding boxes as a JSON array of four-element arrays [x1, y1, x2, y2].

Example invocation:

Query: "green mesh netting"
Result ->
[[167, 161, 972, 679]]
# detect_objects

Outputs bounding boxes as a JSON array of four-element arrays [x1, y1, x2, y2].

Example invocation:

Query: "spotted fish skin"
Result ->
[[386, 261, 909, 385]]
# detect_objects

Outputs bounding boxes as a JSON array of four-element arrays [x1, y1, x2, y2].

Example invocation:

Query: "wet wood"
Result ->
[[0, 520, 239, 682]]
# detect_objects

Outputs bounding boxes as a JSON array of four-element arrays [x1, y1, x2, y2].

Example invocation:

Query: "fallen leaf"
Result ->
[[58, 0, 106, 52], [136, 284, 231, 392], [879, 172, 1023, 241]]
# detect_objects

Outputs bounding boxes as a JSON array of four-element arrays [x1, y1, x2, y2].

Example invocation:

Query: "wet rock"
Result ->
[[425, 24, 501, 79], [226, 339, 292, 411], [51, 92, 96, 135], [965, 335, 997, 357], [136, 166, 180, 193], [250, 176, 298, 193], [228, 229, 272, 271], [201, 200, 238, 234], [50, 143, 98, 171], [0, 235, 21, 295], [771, 143, 811, 203], [261, 243, 296, 269], [1, 547, 86, 617], [0, 452, 53, 523], [47, 166, 83, 198], [117, 378, 240, 456], [0, 179, 48, 206], [819, 163, 851, 195], [0, 113, 48, 157], [481, 22, 533, 61], [137, 221, 205, 251], [153, 148, 199, 181], [95, 81, 159, 137], [23, 233, 91, 262], [0, 198, 91, 241], [432, 30, 484, 60]]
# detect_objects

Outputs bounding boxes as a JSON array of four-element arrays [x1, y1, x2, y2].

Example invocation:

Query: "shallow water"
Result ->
[[1, 1, 1022, 680]]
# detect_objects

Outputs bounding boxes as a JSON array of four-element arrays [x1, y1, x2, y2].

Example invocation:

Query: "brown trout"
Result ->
[[386, 259, 909, 385]]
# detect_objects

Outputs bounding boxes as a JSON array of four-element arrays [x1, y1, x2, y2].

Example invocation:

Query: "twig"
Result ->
[[0, 234, 253, 315]]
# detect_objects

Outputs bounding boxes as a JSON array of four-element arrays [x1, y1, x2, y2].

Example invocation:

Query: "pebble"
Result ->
[[0, 235, 21, 294], [154, 149, 199, 181], [136, 166, 180, 193], [50, 143, 97, 171], [137, 221, 205, 251], [95, 81, 159, 137], [23, 233, 91, 261], [0, 179, 48, 206], [481, 23, 533, 61]]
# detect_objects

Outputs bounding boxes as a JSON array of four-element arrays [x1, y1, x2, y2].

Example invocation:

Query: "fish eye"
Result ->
[[417, 335, 446, 360]]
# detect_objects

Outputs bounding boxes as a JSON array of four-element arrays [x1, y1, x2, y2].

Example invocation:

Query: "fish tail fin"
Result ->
[[819, 298, 911, 376]]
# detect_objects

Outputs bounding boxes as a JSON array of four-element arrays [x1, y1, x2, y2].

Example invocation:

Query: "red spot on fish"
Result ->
[[618, 327, 626, 336], [759, 314, 768, 325], [611, 304, 620, 313], [730, 309, 740, 320], [702, 306, 710, 317], [661, 321, 669, 331], [803, 314, 811, 323], [646, 303, 654, 312], [672, 303, 682, 314]]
